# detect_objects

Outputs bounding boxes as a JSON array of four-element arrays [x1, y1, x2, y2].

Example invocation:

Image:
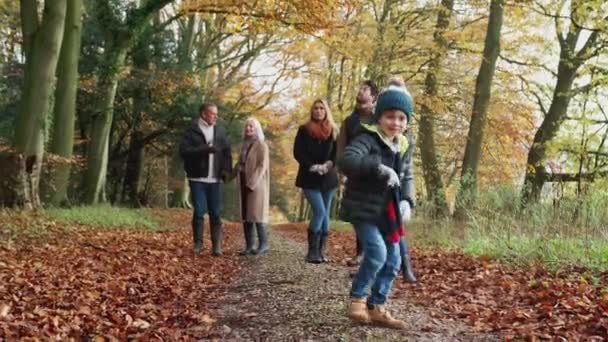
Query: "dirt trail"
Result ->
[[209, 228, 499, 341]]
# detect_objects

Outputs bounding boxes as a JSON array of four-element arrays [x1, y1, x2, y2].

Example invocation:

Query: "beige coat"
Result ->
[[237, 140, 270, 223]]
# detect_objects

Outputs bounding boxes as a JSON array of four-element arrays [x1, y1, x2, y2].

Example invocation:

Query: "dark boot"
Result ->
[[253, 223, 270, 255], [192, 221, 204, 255], [211, 224, 223, 256], [401, 254, 417, 283], [239, 222, 255, 256], [400, 240, 417, 283], [347, 237, 364, 266], [305, 230, 322, 264], [319, 231, 329, 263]]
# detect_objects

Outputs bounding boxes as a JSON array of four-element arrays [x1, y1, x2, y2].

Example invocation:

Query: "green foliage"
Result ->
[[45, 205, 159, 230], [220, 181, 240, 222], [329, 220, 352, 232], [411, 186, 608, 272]]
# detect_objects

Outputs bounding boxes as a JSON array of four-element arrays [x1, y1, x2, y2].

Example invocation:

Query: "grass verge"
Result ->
[[45, 205, 159, 231]]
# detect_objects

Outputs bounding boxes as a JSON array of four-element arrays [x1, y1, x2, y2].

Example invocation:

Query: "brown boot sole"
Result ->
[[369, 319, 407, 329], [348, 313, 371, 324]]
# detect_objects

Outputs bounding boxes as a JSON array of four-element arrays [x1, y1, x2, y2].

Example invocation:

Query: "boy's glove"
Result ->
[[378, 164, 400, 188], [399, 200, 412, 223]]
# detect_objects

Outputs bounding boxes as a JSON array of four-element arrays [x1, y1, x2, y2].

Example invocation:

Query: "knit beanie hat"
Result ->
[[374, 86, 414, 122]]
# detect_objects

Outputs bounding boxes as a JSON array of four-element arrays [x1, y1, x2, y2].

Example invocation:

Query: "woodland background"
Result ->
[[0, 0, 607, 269]]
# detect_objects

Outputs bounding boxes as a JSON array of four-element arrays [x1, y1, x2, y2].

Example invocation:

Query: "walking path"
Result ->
[[209, 228, 498, 341]]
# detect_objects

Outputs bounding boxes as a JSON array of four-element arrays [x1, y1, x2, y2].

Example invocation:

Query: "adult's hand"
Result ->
[[309, 164, 324, 174], [203, 144, 217, 154], [221, 170, 234, 183]]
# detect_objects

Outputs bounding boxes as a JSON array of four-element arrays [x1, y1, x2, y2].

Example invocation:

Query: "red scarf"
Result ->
[[305, 120, 333, 141], [387, 200, 406, 243]]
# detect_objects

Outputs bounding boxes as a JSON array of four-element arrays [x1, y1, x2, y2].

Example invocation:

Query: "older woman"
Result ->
[[293, 99, 339, 263], [237, 118, 270, 255]]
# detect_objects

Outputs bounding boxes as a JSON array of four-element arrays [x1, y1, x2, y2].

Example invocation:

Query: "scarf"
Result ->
[[387, 197, 406, 243], [385, 150, 405, 243], [305, 120, 333, 141], [237, 137, 257, 172]]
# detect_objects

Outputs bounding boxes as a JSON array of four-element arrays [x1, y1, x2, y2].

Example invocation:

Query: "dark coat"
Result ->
[[293, 125, 338, 191], [338, 124, 415, 231], [336, 109, 375, 161], [179, 119, 232, 181]]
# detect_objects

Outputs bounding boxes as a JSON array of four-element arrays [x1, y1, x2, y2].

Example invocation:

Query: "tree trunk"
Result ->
[[169, 145, 190, 207], [417, 0, 454, 217], [521, 65, 577, 202], [45, 0, 84, 206], [521, 0, 594, 203], [121, 131, 145, 207], [454, 0, 504, 217], [0, 152, 29, 208], [82, 43, 128, 204], [337, 56, 346, 112], [121, 34, 152, 207], [178, 14, 198, 70], [83, 0, 173, 204], [145, 154, 169, 208], [168, 13, 198, 208], [326, 49, 335, 105], [366, 0, 397, 84], [298, 190, 306, 221], [14, 0, 67, 209]]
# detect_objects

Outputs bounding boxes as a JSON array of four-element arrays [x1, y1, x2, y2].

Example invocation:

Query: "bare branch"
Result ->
[[516, 74, 548, 116], [544, 170, 608, 182], [499, 53, 558, 77]]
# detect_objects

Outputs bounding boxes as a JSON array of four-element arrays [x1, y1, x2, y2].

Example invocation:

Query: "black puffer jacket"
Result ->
[[179, 119, 232, 180], [338, 124, 415, 229], [293, 125, 338, 191]]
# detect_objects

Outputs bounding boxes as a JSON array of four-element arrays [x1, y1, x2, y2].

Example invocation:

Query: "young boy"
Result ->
[[385, 77, 417, 283], [338, 88, 415, 329]]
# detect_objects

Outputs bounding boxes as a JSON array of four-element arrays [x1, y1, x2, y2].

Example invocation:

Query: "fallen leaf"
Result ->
[[78, 306, 92, 315], [0, 303, 10, 318], [133, 318, 151, 329], [201, 314, 216, 324]]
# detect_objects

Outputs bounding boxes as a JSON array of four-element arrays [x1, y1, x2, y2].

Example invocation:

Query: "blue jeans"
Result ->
[[303, 188, 336, 234], [189, 181, 222, 229], [351, 222, 401, 305]]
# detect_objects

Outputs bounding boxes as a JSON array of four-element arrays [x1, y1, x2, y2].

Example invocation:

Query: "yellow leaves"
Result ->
[[602, 290, 608, 302]]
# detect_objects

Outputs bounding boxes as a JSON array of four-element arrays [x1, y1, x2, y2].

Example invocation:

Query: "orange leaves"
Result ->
[[275, 223, 608, 339], [181, 0, 351, 34], [0, 209, 241, 339]]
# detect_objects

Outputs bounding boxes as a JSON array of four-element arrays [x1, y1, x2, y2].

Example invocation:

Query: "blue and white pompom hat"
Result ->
[[374, 85, 414, 122]]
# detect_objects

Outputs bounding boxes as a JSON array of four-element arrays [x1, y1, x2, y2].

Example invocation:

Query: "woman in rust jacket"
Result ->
[[293, 99, 339, 264]]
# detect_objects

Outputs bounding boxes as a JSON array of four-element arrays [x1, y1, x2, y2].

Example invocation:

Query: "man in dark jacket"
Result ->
[[179, 102, 233, 256], [336, 80, 379, 266]]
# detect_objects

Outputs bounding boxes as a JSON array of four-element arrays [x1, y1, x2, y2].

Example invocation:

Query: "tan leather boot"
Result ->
[[368, 305, 407, 329], [348, 298, 370, 323]]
